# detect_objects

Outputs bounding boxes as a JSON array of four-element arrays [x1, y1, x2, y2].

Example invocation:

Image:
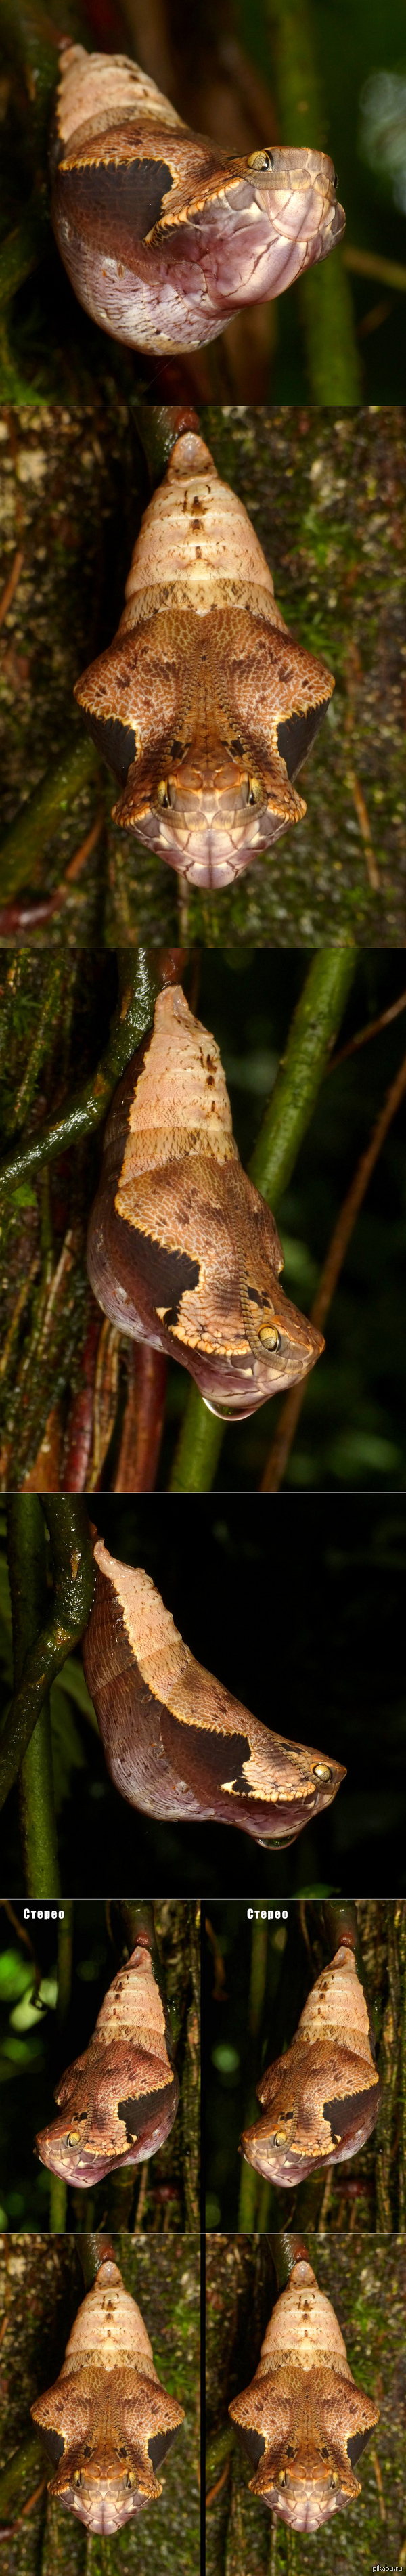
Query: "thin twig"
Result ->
[[328, 987, 406, 1072], [344, 245, 406, 292]]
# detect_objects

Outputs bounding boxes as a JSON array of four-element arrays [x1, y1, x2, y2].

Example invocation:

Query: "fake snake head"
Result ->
[[108, 674, 328, 891], [87, 984, 324, 1422], [229, 2256, 379, 2533], [76, 429, 335, 889], [32, 2254, 184, 2535], [51, 46, 345, 355], [241, 1940, 381, 2187]]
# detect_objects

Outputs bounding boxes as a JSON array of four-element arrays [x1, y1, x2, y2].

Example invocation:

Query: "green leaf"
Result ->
[[0, 1950, 32, 2000]]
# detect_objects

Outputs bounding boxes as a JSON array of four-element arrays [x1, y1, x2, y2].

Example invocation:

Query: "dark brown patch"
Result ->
[[323, 2086, 378, 2138], [277, 700, 327, 779], [79, 707, 137, 782], [346, 2428, 371, 2468], [57, 157, 175, 248], [149, 2428, 177, 2469], [112, 1223, 200, 1326], [40, 2428, 66, 2466], [117, 2079, 175, 2141]]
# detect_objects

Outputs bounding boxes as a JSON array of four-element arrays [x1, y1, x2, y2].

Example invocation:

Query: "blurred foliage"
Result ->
[[0, 404, 405, 945], [204, 1898, 406, 2231], [1, 0, 406, 400], [0, 2229, 199, 2576], [0, 1896, 200, 2229], [1, 1491, 405, 1896], [1, 951, 406, 1490], [206, 2231, 406, 2576]]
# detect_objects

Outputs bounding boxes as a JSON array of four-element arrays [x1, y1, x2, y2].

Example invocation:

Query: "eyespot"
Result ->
[[332, 170, 338, 190], [248, 150, 274, 172], [313, 1762, 332, 1781], [156, 781, 171, 810], [258, 1324, 281, 1351]]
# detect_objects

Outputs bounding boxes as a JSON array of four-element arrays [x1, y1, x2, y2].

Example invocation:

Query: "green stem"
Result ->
[[49, 2174, 67, 2231], [0, 737, 99, 903], [267, 0, 361, 399], [249, 951, 357, 1202], [0, 949, 170, 1189], [6, 1496, 60, 1898], [169, 1382, 224, 1493], [0, 1498, 95, 1812], [169, 951, 356, 1492], [238, 1921, 269, 2229]]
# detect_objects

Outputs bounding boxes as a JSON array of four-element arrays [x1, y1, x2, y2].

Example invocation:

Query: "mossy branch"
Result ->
[[0, 949, 183, 1190], [0, 1498, 95, 1813], [0, 737, 99, 904]]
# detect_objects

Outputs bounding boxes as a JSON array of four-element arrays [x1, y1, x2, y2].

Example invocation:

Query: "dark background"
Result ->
[[1, 1491, 405, 1895]]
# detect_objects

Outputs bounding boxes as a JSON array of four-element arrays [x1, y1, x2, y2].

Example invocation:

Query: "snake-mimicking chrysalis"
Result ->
[[86, 984, 324, 1421], [51, 45, 345, 357], [35, 1931, 179, 2187], [81, 1536, 346, 1847], [75, 429, 335, 890], [229, 2253, 379, 2532], [32, 2253, 184, 2535], [241, 1938, 381, 2186]]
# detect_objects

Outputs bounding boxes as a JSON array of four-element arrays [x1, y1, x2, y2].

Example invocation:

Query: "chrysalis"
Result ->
[[35, 1933, 179, 2187], [81, 1536, 346, 1848], [86, 983, 324, 1422], [51, 44, 344, 357], [75, 429, 335, 888], [32, 2252, 184, 2535], [241, 1939, 381, 2186], [229, 2252, 379, 2532]]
